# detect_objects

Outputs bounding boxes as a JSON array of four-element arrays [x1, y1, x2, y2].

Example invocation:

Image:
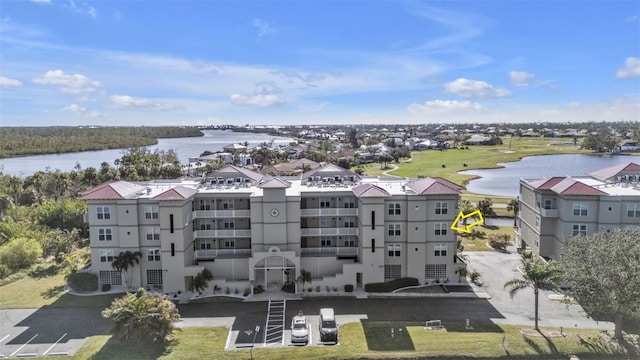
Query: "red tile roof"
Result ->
[[405, 177, 462, 195], [588, 162, 640, 181], [528, 177, 567, 189], [81, 181, 146, 200], [153, 186, 198, 200], [550, 178, 607, 196], [352, 183, 390, 197], [258, 177, 292, 189], [210, 165, 263, 181]]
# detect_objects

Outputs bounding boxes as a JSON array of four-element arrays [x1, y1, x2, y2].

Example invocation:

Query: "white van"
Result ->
[[319, 308, 337, 342]]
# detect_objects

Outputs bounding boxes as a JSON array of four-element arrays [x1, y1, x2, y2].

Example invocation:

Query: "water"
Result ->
[[461, 154, 639, 197], [0, 130, 294, 177]]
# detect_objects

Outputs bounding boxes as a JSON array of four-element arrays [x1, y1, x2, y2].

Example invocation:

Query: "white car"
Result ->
[[291, 314, 309, 344]]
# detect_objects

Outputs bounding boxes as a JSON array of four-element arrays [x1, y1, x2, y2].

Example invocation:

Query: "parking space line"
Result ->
[[10, 334, 38, 357], [42, 333, 67, 356], [0, 335, 9, 343]]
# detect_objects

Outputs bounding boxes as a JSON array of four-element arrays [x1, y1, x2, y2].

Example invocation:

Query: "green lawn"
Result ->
[[69, 323, 635, 359], [459, 225, 516, 252], [364, 136, 588, 186]]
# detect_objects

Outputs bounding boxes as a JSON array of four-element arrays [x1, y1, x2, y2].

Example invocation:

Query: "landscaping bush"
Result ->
[[281, 282, 295, 293], [365, 278, 419, 292], [253, 284, 264, 294], [344, 284, 353, 292], [68, 272, 98, 292], [488, 233, 511, 251], [243, 288, 250, 296], [102, 283, 111, 292]]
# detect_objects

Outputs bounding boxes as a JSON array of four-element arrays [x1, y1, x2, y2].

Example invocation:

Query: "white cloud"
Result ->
[[407, 99, 482, 114], [509, 71, 535, 87], [63, 0, 97, 18], [252, 18, 277, 39], [111, 95, 183, 111], [444, 78, 511, 98], [616, 57, 640, 79], [625, 15, 638, 23], [230, 94, 284, 107], [62, 103, 102, 117], [0, 76, 23, 88], [33, 69, 101, 94], [31, 0, 52, 4]]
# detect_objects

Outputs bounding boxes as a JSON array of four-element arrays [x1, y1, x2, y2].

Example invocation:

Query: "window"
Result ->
[[146, 227, 160, 241], [171, 243, 175, 256], [371, 238, 375, 252], [371, 211, 375, 230], [343, 217, 355, 228], [147, 249, 161, 262], [200, 222, 212, 230], [343, 197, 355, 208], [320, 198, 331, 208], [573, 202, 588, 216], [572, 224, 587, 236], [99, 270, 122, 285], [434, 243, 448, 257], [223, 220, 235, 229], [388, 224, 401, 236], [320, 217, 332, 228], [627, 204, 640, 218], [222, 199, 234, 209], [384, 265, 401, 281], [435, 202, 448, 215], [535, 236, 540, 248], [169, 214, 174, 233], [343, 237, 356, 247], [425, 264, 447, 280], [223, 239, 235, 248], [144, 205, 159, 219], [320, 237, 332, 247], [147, 270, 163, 286], [543, 200, 552, 210], [434, 223, 448, 236], [535, 215, 540, 227], [388, 202, 401, 215], [199, 199, 212, 210], [98, 228, 112, 241], [97, 206, 111, 220], [198, 239, 213, 249], [99, 249, 114, 263], [387, 244, 401, 257]]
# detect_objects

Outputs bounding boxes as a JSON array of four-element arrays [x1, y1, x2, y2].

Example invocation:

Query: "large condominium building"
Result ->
[[82, 164, 465, 294], [517, 162, 640, 259]]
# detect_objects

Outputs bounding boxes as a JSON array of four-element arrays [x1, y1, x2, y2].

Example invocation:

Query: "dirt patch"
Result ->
[[521, 328, 565, 338]]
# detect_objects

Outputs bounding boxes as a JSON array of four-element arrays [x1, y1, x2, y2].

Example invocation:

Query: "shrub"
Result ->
[[326, 285, 331, 292], [315, 285, 321, 292], [281, 282, 295, 293], [253, 284, 264, 294], [68, 272, 98, 292], [488, 233, 511, 251], [243, 288, 250, 296], [344, 284, 353, 292], [0, 264, 10, 279], [102, 284, 111, 292], [234, 288, 239, 294], [333, 286, 338, 292], [0, 237, 42, 272], [308, 287, 313, 292], [225, 287, 230, 294], [364, 278, 419, 292]]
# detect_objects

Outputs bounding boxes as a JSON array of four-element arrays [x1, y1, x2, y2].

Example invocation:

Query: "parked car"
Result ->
[[319, 308, 338, 343], [291, 312, 309, 344]]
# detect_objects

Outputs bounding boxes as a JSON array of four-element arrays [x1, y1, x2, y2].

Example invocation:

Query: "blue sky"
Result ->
[[0, 1, 638, 126]]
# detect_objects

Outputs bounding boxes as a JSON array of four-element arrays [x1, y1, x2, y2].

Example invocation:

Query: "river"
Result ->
[[460, 153, 639, 197], [0, 130, 294, 177]]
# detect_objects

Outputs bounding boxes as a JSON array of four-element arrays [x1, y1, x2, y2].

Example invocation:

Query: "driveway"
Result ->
[[464, 248, 614, 330]]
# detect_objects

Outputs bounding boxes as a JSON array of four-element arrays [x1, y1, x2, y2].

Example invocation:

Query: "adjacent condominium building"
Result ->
[[517, 162, 640, 259], [82, 164, 465, 294]]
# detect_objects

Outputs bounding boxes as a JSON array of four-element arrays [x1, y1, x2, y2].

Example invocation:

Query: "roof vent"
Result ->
[[146, 187, 152, 195]]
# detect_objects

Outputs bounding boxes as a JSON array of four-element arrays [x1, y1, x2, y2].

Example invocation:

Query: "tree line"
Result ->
[[0, 126, 203, 158]]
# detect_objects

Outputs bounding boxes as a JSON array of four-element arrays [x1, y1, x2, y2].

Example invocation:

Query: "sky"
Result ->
[[0, 1, 639, 126]]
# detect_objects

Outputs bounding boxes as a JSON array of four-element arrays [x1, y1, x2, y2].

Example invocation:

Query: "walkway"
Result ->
[[264, 300, 286, 346]]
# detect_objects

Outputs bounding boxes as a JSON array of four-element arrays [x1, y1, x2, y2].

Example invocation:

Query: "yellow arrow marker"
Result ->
[[450, 210, 484, 233]]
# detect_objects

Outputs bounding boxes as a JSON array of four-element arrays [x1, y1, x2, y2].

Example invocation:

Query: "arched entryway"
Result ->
[[254, 255, 296, 290]]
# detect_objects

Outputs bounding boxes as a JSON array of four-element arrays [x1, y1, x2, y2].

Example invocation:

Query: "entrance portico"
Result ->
[[250, 247, 300, 290]]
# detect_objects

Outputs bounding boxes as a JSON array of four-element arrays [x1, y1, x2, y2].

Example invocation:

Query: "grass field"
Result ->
[[459, 225, 516, 252], [363, 136, 588, 186], [71, 323, 635, 359]]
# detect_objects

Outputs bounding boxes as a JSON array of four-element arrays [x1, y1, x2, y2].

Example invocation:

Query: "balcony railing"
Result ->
[[300, 208, 358, 217], [540, 208, 559, 218], [195, 248, 252, 259], [193, 209, 251, 218], [301, 247, 358, 257], [300, 228, 358, 236], [193, 229, 252, 238]]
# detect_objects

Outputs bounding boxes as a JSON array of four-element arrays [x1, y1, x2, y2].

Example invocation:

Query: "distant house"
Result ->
[[464, 135, 491, 146], [223, 143, 247, 152], [616, 141, 640, 153]]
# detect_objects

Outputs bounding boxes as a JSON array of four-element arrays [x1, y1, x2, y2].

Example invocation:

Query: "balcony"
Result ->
[[540, 208, 559, 218], [195, 248, 252, 259], [193, 229, 252, 238], [300, 228, 358, 236], [193, 209, 251, 218], [300, 208, 358, 217], [301, 247, 358, 257]]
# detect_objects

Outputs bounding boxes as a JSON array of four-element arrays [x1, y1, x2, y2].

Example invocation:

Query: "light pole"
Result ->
[[250, 325, 260, 360]]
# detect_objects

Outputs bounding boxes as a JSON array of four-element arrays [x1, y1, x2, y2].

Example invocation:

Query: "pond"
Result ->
[[460, 154, 639, 197]]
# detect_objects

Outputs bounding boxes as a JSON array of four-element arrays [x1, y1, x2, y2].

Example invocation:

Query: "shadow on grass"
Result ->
[[362, 322, 415, 351], [41, 285, 65, 299], [88, 337, 174, 360], [28, 263, 61, 279], [444, 321, 504, 334], [481, 224, 499, 230]]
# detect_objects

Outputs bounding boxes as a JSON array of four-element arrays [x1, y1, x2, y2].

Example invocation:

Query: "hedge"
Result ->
[[68, 272, 98, 292], [364, 278, 419, 292]]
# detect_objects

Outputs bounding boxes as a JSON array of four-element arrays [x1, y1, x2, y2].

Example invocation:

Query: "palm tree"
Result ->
[[504, 252, 563, 331], [457, 199, 476, 226], [506, 198, 519, 226], [190, 268, 214, 294], [111, 250, 142, 289], [296, 268, 312, 292]]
